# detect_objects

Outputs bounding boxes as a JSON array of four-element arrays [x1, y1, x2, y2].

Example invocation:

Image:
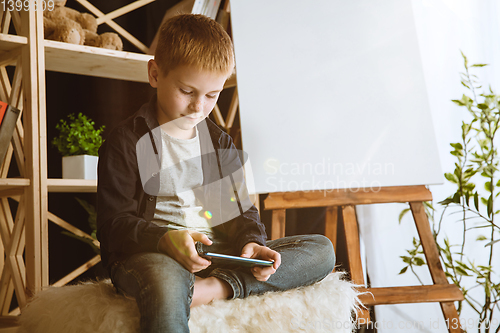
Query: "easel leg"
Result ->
[[342, 205, 370, 324], [271, 209, 286, 240], [325, 206, 338, 253], [410, 202, 462, 333]]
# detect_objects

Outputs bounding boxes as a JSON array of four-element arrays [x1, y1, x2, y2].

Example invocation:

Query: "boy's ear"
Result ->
[[148, 59, 159, 88]]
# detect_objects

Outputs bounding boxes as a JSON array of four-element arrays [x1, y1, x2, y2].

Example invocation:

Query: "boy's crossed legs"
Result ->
[[110, 234, 335, 333]]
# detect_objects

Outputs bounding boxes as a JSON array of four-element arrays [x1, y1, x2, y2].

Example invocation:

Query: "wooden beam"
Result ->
[[358, 284, 463, 306], [0, 316, 19, 331], [410, 202, 463, 333], [325, 206, 338, 252], [44, 40, 152, 82], [342, 205, 371, 324], [0, 48, 19, 67], [48, 212, 100, 248], [36, 2, 49, 290], [1, 10, 11, 34], [0, 68, 9, 102], [47, 179, 97, 192], [9, 12, 20, 36], [223, 73, 237, 89], [96, 0, 156, 25], [75, 0, 149, 53], [226, 87, 238, 130], [212, 104, 226, 128], [264, 185, 433, 210], [342, 206, 364, 285], [21, 3, 49, 297], [271, 209, 286, 240], [52, 255, 101, 287]]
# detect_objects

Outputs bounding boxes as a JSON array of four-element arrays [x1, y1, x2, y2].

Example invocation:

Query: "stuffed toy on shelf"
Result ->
[[43, 0, 123, 51]]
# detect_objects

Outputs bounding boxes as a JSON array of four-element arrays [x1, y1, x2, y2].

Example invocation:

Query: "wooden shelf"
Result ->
[[0, 34, 27, 67], [0, 34, 27, 51], [0, 34, 153, 82], [47, 179, 97, 193], [0, 179, 30, 197], [0, 316, 19, 333], [44, 40, 152, 82]]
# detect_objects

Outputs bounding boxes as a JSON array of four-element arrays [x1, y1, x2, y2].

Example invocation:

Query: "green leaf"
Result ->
[[398, 208, 410, 224], [476, 235, 487, 241], [461, 81, 470, 89], [477, 103, 489, 110], [400, 256, 411, 264], [456, 261, 470, 270], [484, 239, 500, 247], [487, 195, 493, 217], [452, 99, 465, 106], [474, 192, 479, 211], [461, 50, 468, 67], [450, 143, 463, 150], [414, 257, 426, 266], [444, 173, 458, 184], [455, 266, 470, 276], [471, 63, 488, 67], [438, 197, 453, 205], [485, 181, 492, 193], [399, 266, 408, 275]]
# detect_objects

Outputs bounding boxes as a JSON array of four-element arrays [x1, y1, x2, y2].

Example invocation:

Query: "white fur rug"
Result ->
[[19, 272, 361, 333]]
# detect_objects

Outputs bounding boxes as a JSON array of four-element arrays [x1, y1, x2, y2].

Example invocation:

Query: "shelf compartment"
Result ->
[[0, 34, 27, 67], [0, 178, 30, 197], [47, 179, 97, 193], [44, 40, 153, 83], [0, 34, 27, 51]]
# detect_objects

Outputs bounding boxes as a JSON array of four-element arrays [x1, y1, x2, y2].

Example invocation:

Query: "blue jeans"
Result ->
[[110, 234, 335, 333]]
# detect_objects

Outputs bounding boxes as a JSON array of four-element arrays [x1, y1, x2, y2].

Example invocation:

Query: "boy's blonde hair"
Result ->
[[155, 14, 235, 77]]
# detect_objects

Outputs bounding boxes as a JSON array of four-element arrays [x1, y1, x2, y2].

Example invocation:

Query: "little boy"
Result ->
[[97, 14, 335, 333]]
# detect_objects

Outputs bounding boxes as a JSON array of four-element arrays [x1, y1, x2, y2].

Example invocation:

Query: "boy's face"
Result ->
[[148, 60, 228, 139]]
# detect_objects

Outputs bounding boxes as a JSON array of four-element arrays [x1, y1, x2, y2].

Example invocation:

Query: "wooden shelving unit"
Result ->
[[0, 2, 160, 331]]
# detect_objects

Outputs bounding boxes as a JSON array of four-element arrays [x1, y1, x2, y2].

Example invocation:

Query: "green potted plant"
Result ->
[[399, 53, 500, 332], [52, 113, 105, 179]]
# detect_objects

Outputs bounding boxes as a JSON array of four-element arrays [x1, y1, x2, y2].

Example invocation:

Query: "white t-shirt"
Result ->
[[151, 127, 213, 236]]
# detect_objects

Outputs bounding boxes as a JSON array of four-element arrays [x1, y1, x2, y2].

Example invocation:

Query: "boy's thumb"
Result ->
[[190, 231, 213, 246]]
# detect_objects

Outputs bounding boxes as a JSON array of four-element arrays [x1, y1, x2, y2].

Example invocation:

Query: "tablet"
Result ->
[[200, 252, 274, 267]]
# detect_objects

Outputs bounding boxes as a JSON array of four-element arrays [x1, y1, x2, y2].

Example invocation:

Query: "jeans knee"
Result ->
[[311, 234, 336, 272]]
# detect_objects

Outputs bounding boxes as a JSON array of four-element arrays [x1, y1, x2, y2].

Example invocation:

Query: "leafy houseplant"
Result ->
[[52, 113, 104, 156], [52, 113, 104, 179], [399, 53, 500, 333]]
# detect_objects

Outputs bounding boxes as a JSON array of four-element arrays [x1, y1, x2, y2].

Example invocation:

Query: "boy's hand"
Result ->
[[241, 242, 281, 281], [159, 230, 212, 273]]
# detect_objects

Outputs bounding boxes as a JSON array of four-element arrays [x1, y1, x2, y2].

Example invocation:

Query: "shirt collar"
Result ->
[[133, 94, 160, 134]]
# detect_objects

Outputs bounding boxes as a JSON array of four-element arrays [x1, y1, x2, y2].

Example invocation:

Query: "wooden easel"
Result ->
[[263, 185, 464, 333]]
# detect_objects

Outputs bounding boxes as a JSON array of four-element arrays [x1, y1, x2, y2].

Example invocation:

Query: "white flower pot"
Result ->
[[62, 155, 98, 179]]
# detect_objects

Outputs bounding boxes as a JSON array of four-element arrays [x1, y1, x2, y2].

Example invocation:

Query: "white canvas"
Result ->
[[231, 0, 443, 193]]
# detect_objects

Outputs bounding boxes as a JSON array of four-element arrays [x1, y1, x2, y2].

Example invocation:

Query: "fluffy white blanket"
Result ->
[[19, 272, 361, 333]]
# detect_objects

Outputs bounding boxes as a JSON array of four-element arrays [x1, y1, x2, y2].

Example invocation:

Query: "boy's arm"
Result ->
[[96, 127, 168, 260]]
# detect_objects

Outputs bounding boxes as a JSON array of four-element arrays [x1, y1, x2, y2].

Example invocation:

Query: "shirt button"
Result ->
[[148, 196, 154, 202], [152, 172, 158, 178]]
